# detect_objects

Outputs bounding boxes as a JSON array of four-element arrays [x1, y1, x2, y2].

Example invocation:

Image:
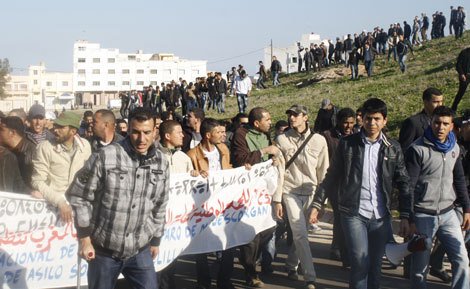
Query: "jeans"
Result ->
[[411, 210, 470, 289], [272, 71, 280, 86], [257, 77, 267, 89], [364, 60, 374, 77], [388, 46, 397, 61], [200, 92, 208, 111], [341, 213, 391, 289], [236, 93, 248, 114], [283, 193, 316, 282], [88, 246, 157, 289], [216, 93, 226, 113], [350, 64, 358, 79], [398, 54, 407, 72], [186, 98, 197, 112]]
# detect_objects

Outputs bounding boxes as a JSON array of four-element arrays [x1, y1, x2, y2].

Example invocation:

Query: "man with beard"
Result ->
[[31, 111, 91, 223]]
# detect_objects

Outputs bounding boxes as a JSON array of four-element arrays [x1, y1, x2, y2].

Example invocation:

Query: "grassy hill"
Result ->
[[206, 31, 470, 138]]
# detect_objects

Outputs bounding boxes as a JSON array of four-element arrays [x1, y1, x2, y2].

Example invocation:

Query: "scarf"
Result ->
[[424, 126, 456, 153]]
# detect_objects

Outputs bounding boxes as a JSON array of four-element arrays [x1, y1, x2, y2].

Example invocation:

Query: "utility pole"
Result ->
[[270, 39, 273, 62]]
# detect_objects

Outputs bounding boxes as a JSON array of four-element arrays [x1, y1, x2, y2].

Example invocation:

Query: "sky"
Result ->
[[2, 0, 466, 76]]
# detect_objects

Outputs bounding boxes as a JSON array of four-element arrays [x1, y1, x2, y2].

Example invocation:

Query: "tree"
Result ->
[[0, 58, 11, 100]]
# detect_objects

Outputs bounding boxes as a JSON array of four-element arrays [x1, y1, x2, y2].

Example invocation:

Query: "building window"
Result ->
[[192, 70, 200, 75], [292, 57, 298, 64], [136, 81, 144, 86], [128, 55, 136, 61], [20, 84, 27, 90], [62, 81, 68, 86], [122, 69, 130, 74], [78, 81, 85, 86], [92, 81, 100, 86], [150, 69, 157, 74], [33, 70, 38, 75], [78, 69, 86, 74], [150, 81, 158, 86], [92, 69, 100, 74], [178, 69, 186, 75], [93, 58, 100, 63], [122, 81, 130, 86], [108, 81, 115, 86], [164, 69, 172, 75], [136, 69, 144, 74], [78, 46, 86, 51], [33, 80, 38, 85], [46, 81, 52, 87], [108, 69, 115, 74], [107, 58, 115, 63], [78, 58, 86, 63]]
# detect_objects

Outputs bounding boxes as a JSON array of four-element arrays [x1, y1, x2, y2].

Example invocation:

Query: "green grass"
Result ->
[[206, 31, 470, 138]]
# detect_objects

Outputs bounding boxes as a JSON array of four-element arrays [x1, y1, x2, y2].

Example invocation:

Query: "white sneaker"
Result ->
[[308, 224, 322, 233]]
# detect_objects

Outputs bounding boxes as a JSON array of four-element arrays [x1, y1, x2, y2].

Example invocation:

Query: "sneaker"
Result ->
[[305, 281, 316, 289], [287, 270, 299, 281], [308, 224, 322, 233], [429, 268, 451, 283], [246, 277, 264, 288]]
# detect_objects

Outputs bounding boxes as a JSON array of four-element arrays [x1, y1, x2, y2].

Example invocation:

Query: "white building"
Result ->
[[1, 63, 73, 113], [263, 33, 325, 74], [73, 40, 207, 106]]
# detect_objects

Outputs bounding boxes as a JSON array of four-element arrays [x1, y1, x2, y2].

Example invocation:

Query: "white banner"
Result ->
[[0, 160, 278, 288]]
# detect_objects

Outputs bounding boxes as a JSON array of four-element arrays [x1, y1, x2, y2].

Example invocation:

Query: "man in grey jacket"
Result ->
[[405, 106, 470, 289], [68, 107, 169, 289]]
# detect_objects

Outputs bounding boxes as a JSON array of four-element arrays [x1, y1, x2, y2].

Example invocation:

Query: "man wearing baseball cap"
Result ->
[[273, 104, 329, 289], [31, 111, 91, 222], [26, 104, 54, 144]]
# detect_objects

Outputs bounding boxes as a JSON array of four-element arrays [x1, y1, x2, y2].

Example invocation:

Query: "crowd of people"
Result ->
[[0, 5, 469, 289], [294, 6, 466, 79]]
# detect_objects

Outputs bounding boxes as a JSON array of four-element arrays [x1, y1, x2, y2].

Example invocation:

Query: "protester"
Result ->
[[187, 118, 234, 289], [116, 118, 128, 137], [310, 98, 411, 289], [451, 47, 470, 112], [31, 111, 92, 222], [90, 109, 124, 152], [0, 116, 36, 189], [257, 61, 268, 89], [230, 107, 280, 287], [320, 108, 356, 267], [270, 56, 282, 86], [68, 107, 169, 289], [26, 104, 54, 144], [313, 99, 339, 133], [399, 87, 444, 150], [274, 104, 329, 289], [182, 107, 204, 152], [406, 106, 470, 289], [234, 70, 252, 114]]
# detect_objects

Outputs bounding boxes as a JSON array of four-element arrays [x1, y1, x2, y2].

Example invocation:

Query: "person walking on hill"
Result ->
[[451, 47, 470, 112], [271, 56, 282, 86]]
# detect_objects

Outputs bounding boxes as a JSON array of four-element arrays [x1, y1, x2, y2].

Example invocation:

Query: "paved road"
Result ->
[[114, 221, 451, 289]]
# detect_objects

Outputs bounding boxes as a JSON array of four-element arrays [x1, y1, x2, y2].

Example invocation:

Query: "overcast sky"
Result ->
[[2, 0, 465, 76]]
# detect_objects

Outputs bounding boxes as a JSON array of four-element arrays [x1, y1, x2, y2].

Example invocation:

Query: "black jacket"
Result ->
[[311, 132, 411, 220], [456, 47, 470, 76], [398, 110, 430, 150]]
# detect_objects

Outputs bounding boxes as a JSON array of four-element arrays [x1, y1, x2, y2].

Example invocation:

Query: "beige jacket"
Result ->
[[158, 144, 194, 174], [31, 135, 91, 206], [273, 128, 329, 202]]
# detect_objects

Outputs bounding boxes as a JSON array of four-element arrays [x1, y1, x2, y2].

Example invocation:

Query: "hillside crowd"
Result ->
[[1, 5, 470, 289]]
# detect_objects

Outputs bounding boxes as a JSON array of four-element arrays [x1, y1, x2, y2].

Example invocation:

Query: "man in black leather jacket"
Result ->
[[309, 98, 411, 289]]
